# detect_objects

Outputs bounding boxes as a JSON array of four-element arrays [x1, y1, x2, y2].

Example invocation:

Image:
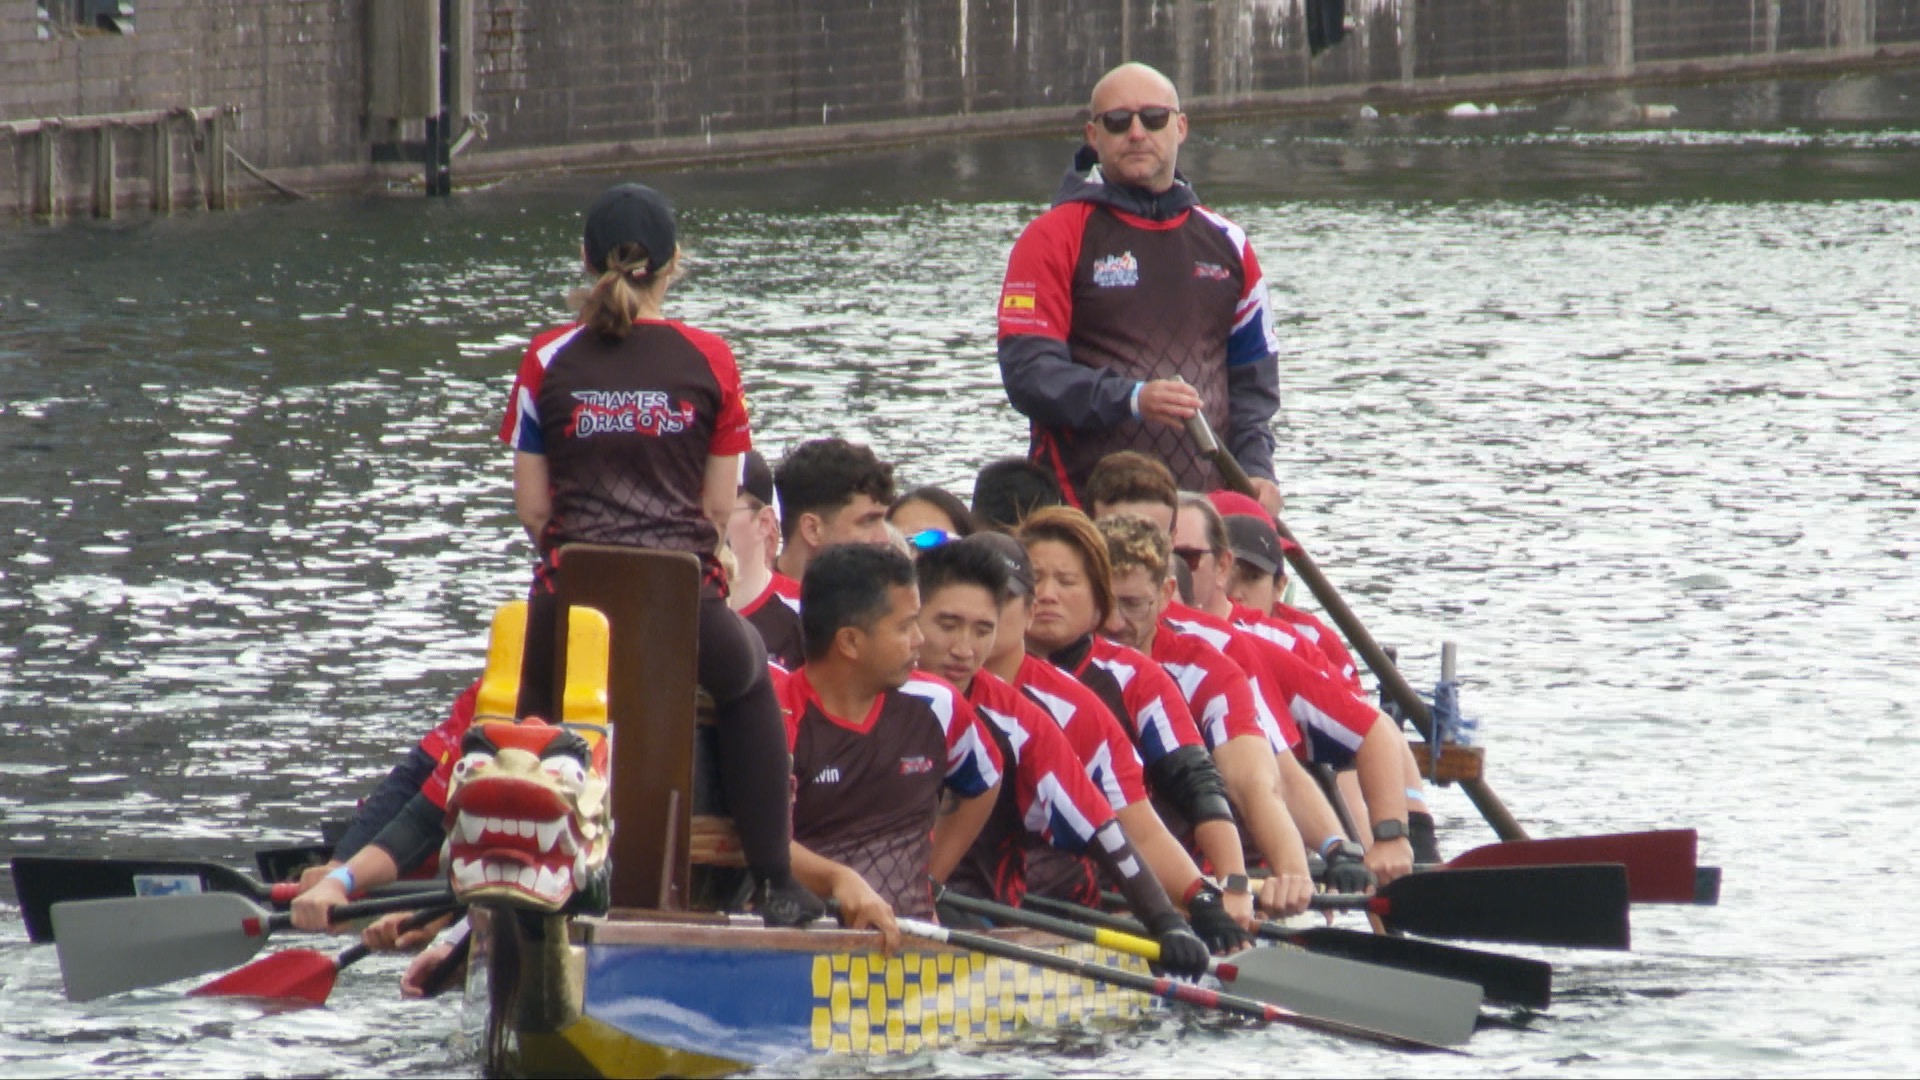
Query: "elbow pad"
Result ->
[[1144, 745, 1235, 827]]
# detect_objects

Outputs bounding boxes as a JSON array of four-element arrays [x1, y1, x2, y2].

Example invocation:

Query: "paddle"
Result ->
[[1036, 893, 1552, 1011], [188, 904, 462, 1005], [1432, 829, 1704, 904], [1315, 864, 1631, 950], [935, 888, 1481, 1046], [50, 889, 456, 1002], [1182, 408, 1530, 841], [890, 916, 1456, 1051], [11, 854, 446, 943]]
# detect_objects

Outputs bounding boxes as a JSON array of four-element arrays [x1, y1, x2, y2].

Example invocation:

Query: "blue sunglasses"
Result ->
[[906, 529, 957, 550]]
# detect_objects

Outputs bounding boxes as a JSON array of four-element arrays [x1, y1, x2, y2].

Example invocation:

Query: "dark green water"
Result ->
[[2, 72, 1917, 1076]]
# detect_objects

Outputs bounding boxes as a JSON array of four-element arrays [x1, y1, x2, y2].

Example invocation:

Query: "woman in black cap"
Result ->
[[499, 182, 823, 926]]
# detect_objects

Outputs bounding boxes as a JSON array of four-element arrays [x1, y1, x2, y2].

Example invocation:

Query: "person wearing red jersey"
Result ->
[[996, 62, 1282, 515], [780, 543, 1004, 948], [769, 438, 897, 600], [910, 537, 1211, 975], [1172, 495, 1421, 882], [1016, 507, 1260, 932], [1095, 514, 1316, 916], [965, 531, 1251, 953], [1207, 489, 1363, 690], [727, 449, 805, 668]]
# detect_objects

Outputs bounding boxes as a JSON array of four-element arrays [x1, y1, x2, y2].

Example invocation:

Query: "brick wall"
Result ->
[[4, 0, 1919, 218]]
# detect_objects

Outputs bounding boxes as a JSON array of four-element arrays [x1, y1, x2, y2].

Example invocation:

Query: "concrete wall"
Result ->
[[4, 0, 1919, 218]]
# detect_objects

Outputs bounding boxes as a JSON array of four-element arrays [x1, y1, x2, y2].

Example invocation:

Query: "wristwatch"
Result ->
[[1220, 873, 1251, 896], [1371, 819, 1409, 843]]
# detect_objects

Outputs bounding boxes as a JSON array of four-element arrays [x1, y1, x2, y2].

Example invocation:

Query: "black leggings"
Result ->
[[518, 590, 794, 880]]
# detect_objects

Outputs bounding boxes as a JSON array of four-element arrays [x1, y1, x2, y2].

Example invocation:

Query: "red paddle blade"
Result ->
[[1444, 829, 1698, 903], [189, 949, 341, 1006]]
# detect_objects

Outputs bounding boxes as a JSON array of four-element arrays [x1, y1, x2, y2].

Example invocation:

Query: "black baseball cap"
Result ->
[[739, 449, 775, 507], [583, 183, 676, 274], [962, 532, 1035, 597], [1224, 514, 1284, 576]]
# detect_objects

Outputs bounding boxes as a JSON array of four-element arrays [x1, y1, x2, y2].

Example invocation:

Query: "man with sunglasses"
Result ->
[[997, 62, 1283, 517]]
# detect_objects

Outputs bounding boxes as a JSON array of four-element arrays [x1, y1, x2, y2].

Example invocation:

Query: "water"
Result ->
[[3, 72, 1919, 1075]]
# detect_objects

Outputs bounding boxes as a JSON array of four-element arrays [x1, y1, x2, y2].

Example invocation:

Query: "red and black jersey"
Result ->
[[768, 571, 801, 614], [1275, 601, 1362, 692], [1047, 635, 1206, 768], [780, 669, 1002, 918], [501, 319, 751, 587], [737, 578, 806, 669], [1230, 600, 1341, 681], [1179, 603, 1379, 767], [414, 680, 481, 811], [1012, 654, 1149, 812], [947, 671, 1121, 907], [1163, 600, 1301, 754]]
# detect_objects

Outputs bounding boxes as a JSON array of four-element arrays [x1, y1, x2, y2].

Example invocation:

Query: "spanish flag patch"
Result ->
[[1001, 292, 1036, 311]]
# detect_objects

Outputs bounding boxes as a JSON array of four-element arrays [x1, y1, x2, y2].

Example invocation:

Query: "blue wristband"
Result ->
[[325, 865, 357, 895], [1129, 381, 1144, 418], [1319, 835, 1344, 858]]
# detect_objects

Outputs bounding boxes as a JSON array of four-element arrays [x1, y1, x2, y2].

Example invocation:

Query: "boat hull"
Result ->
[[480, 910, 1156, 1078]]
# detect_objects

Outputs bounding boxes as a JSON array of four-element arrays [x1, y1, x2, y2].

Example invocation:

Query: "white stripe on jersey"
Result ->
[[1292, 695, 1366, 754], [900, 677, 958, 734], [1024, 773, 1100, 849], [1166, 616, 1232, 652], [1023, 684, 1077, 730], [1089, 655, 1138, 692], [1244, 673, 1295, 755]]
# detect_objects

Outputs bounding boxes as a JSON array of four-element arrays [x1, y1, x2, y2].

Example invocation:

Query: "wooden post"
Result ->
[[151, 120, 172, 213], [34, 122, 59, 220], [93, 126, 114, 219]]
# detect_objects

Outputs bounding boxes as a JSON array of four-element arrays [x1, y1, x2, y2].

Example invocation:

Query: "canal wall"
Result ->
[[4, 0, 1919, 220]]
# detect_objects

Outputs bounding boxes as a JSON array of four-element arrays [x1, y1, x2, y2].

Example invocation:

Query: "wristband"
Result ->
[[1319, 835, 1344, 858], [1181, 875, 1212, 907], [1129, 381, 1145, 418], [325, 865, 357, 895]]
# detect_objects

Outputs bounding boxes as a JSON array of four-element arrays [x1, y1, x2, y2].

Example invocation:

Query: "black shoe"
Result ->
[[757, 873, 826, 928], [1409, 810, 1443, 865]]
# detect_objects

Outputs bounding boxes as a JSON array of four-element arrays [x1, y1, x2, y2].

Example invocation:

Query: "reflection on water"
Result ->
[[2, 73, 1918, 1076]]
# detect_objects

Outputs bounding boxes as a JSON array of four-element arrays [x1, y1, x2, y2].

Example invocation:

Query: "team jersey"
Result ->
[[1012, 653, 1150, 812], [997, 196, 1278, 503], [1228, 601, 1339, 679], [1274, 601, 1362, 692], [1162, 600, 1302, 753], [1198, 603, 1380, 766], [780, 668, 1002, 918], [737, 577, 805, 669], [946, 670, 1122, 907], [415, 680, 482, 811], [768, 571, 802, 615], [499, 319, 750, 587], [1140, 624, 1269, 753], [1046, 635, 1206, 776]]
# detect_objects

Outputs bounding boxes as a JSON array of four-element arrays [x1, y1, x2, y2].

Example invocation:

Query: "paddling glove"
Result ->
[[1321, 839, 1376, 894], [1186, 885, 1253, 953], [1143, 910, 1211, 980]]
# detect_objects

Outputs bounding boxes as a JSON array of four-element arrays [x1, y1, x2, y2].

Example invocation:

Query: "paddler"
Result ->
[[769, 436, 898, 602], [911, 535, 1212, 974]]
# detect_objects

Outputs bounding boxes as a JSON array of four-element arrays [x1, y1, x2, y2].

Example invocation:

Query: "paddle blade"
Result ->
[[52, 892, 275, 1002], [1378, 864, 1632, 950], [1444, 830, 1699, 904], [1216, 945, 1483, 1047], [11, 855, 266, 943], [1283, 926, 1553, 1011], [190, 948, 344, 1006]]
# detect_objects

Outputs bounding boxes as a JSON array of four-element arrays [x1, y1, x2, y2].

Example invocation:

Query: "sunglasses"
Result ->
[[1172, 546, 1212, 572], [907, 529, 957, 551], [1095, 106, 1176, 135]]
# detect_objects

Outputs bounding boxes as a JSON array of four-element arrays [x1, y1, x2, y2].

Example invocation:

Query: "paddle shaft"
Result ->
[[1184, 411, 1528, 841], [892, 917, 1445, 1050], [276, 889, 460, 933]]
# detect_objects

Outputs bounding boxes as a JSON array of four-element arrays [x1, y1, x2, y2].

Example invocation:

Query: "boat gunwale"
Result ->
[[574, 910, 1085, 954]]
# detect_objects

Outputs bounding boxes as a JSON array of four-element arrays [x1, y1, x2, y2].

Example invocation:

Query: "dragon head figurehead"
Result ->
[[441, 717, 611, 914]]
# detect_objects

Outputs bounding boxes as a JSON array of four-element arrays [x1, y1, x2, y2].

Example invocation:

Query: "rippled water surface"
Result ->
[[3, 74, 1918, 1076]]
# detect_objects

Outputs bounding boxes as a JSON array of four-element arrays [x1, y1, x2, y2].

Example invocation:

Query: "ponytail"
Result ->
[[578, 241, 672, 340]]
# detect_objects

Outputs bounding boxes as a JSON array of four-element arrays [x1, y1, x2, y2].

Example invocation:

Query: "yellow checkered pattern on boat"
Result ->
[[809, 945, 1151, 1054]]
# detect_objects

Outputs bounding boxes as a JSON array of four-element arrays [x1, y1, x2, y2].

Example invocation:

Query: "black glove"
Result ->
[[1321, 839, 1376, 894], [1142, 910, 1211, 980], [1186, 885, 1253, 953]]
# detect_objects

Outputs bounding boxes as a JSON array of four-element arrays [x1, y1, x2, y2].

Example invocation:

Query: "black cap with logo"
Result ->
[[583, 183, 677, 274]]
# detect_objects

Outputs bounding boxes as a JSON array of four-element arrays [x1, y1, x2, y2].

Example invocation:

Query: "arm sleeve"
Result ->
[[367, 791, 450, 875], [1084, 818, 1182, 930], [331, 747, 438, 862], [999, 335, 1142, 431], [1225, 356, 1280, 482], [1143, 744, 1236, 827]]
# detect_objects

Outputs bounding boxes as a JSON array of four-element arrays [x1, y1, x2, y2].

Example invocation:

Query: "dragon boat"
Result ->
[[447, 546, 1163, 1078]]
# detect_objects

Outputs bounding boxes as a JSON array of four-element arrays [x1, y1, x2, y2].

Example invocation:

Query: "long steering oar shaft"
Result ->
[[892, 917, 1457, 1051], [1183, 408, 1529, 841], [936, 889, 1480, 1046]]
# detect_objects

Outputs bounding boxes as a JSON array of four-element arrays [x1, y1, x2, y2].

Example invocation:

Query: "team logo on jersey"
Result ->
[[1091, 252, 1139, 288], [898, 755, 934, 776], [1193, 261, 1231, 281], [566, 390, 696, 438]]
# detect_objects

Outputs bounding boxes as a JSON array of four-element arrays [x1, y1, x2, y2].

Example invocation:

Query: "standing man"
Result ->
[[997, 62, 1284, 515]]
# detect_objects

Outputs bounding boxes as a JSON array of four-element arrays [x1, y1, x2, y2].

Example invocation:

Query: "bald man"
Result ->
[[996, 62, 1284, 516]]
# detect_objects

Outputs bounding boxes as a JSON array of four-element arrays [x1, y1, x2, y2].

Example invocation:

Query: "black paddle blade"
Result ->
[[11, 856, 265, 943], [1285, 926, 1553, 1010], [1378, 864, 1631, 950]]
